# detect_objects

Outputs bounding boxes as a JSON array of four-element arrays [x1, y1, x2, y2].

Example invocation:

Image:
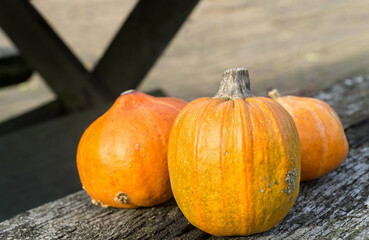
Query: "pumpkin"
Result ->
[[77, 90, 187, 208], [168, 68, 301, 236], [268, 89, 349, 181]]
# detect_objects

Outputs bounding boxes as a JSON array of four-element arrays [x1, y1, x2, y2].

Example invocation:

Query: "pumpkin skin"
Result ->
[[77, 90, 187, 208], [168, 68, 301, 236], [268, 89, 349, 181]]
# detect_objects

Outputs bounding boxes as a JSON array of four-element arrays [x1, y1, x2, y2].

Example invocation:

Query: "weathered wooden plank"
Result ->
[[1, 77, 368, 239], [0, 127, 367, 239], [314, 75, 369, 129], [0, 0, 108, 111], [93, 0, 200, 96]]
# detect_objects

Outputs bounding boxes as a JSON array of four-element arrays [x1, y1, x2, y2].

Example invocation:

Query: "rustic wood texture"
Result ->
[[1, 77, 368, 239], [315, 76, 369, 129]]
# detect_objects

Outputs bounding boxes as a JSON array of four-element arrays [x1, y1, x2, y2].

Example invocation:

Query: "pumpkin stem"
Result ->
[[120, 89, 136, 96], [214, 68, 253, 100], [268, 89, 282, 99]]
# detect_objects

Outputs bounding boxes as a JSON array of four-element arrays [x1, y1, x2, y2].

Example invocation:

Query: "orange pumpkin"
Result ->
[[168, 68, 301, 236], [268, 89, 349, 181], [77, 90, 187, 208]]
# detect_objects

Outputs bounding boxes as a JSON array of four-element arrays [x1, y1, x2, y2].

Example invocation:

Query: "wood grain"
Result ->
[[1, 77, 369, 239]]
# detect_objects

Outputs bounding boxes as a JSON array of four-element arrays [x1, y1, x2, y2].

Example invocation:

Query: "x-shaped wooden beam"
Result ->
[[0, 0, 199, 112]]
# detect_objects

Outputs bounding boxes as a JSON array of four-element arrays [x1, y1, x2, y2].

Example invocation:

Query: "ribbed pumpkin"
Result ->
[[168, 68, 301, 236], [77, 90, 187, 208], [268, 89, 349, 181]]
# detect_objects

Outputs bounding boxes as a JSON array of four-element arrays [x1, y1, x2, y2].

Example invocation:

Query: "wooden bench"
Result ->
[[1, 76, 368, 239], [0, 0, 199, 133]]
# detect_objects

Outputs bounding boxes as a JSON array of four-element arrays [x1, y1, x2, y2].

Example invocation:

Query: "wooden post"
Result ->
[[93, 0, 200, 95], [0, 0, 109, 112]]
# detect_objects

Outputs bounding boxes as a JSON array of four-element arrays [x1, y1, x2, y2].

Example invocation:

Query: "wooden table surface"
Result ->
[[1, 76, 369, 239]]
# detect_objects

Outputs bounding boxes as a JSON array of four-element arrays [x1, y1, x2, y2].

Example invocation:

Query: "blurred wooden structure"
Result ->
[[0, 0, 199, 134], [0, 0, 199, 221]]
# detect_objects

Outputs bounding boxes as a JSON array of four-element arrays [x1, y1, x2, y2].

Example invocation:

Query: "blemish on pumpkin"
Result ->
[[91, 199, 108, 207], [114, 192, 131, 204], [267, 183, 272, 188], [136, 143, 140, 150], [101, 203, 109, 208], [275, 180, 278, 185], [260, 189, 264, 193], [284, 167, 298, 195], [264, 177, 268, 181], [225, 151, 228, 155]]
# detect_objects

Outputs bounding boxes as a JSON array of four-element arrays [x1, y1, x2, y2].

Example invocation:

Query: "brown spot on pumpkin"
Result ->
[[114, 192, 131, 204]]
